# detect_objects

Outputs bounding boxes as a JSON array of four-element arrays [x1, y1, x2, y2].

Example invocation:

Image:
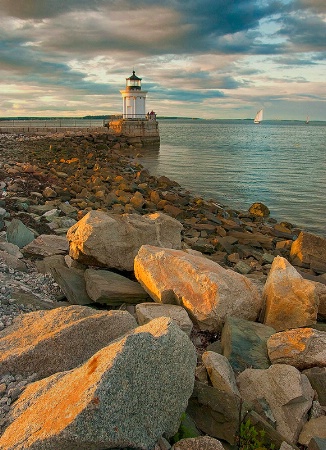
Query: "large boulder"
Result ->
[[0, 305, 137, 378], [67, 210, 183, 271], [237, 364, 314, 443], [134, 245, 262, 332], [267, 328, 326, 370], [0, 318, 197, 450], [221, 316, 275, 373], [261, 256, 318, 331], [290, 231, 326, 270]]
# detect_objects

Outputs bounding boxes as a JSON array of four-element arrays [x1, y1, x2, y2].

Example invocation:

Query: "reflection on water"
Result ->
[[140, 120, 326, 236]]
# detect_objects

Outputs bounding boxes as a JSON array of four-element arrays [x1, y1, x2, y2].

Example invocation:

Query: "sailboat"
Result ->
[[305, 115, 309, 124], [254, 109, 263, 124]]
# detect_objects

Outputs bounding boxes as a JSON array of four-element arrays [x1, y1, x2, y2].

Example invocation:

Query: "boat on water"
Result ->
[[254, 109, 263, 124], [305, 115, 309, 124]]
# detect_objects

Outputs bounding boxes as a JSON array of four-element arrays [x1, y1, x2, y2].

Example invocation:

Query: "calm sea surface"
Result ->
[[140, 119, 326, 237]]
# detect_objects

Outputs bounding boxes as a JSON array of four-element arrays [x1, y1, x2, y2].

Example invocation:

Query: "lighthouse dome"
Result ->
[[126, 70, 142, 90]]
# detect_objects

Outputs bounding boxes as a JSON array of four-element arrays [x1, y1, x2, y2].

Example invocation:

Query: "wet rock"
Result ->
[[262, 256, 318, 331], [267, 328, 326, 370], [67, 210, 183, 271], [0, 318, 196, 450], [249, 202, 270, 218], [134, 245, 262, 332]]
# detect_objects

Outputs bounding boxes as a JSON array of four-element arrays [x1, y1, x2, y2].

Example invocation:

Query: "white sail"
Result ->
[[254, 109, 263, 123]]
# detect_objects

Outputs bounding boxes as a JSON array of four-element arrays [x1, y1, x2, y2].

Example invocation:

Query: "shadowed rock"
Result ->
[[0, 318, 196, 450], [0, 305, 137, 378], [290, 231, 326, 270], [84, 268, 150, 305], [237, 364, 314, 443], [221, 316, 275, 373]]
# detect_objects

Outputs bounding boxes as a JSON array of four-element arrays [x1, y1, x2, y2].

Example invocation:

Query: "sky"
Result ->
[[0, 0, 325, 120]]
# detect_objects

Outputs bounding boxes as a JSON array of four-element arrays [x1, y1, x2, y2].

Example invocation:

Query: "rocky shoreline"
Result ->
[[0, 130, 325, 450]]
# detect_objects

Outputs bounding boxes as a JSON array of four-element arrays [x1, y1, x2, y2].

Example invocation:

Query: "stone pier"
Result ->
[[108, 119, 160, 147]]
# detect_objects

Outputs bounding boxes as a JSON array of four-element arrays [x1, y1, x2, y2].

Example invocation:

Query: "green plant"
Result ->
[[169, 412, 201, 444], [238, 419, 276, 450]]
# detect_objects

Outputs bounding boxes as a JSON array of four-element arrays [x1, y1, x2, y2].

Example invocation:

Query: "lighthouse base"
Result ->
[[108, 119, 160, 147]]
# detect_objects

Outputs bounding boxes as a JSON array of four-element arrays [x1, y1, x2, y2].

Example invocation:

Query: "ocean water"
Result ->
[[140, 119, 326, 237]]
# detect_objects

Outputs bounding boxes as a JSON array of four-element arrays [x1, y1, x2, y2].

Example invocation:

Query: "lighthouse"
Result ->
[[120, 71, 147, 119], [108, 70, 159, 147]]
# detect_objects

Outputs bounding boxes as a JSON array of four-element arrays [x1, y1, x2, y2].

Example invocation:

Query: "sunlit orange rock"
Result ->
[[261, 256, 318, 331], [134, 245, 262, 331], [0, 305, 137, 378], [67, 210, 183, 271], [267, 327, 326, 369], [290, 231, 326, 269], [0, 318, 196, 450]]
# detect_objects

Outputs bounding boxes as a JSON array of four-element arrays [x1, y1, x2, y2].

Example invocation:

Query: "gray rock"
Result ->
[[201, 351, 239, 396], [0, 242, 23, 258], [221, 316, 275, 373], [303, 367, 326, 406], [299, 417, 326, 446], [0, 305, 137, 378], [308, 437, 326, 450], [0, 250, 27, 272], [136, 303, 193, 336], [187, 380, 240, 445], [6, 218, 35, 248], [23, 234, 69, 257], [50, 265, 93, 306], [237, 364, 314, 443], [85, 268, 149, 305], [0, 318, 196, 450], [172, 436, 224, 450]]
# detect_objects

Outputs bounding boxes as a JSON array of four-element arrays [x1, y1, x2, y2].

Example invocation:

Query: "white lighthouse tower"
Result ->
[[120, 71, 147, 119], [108, 70, 159, 146]]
